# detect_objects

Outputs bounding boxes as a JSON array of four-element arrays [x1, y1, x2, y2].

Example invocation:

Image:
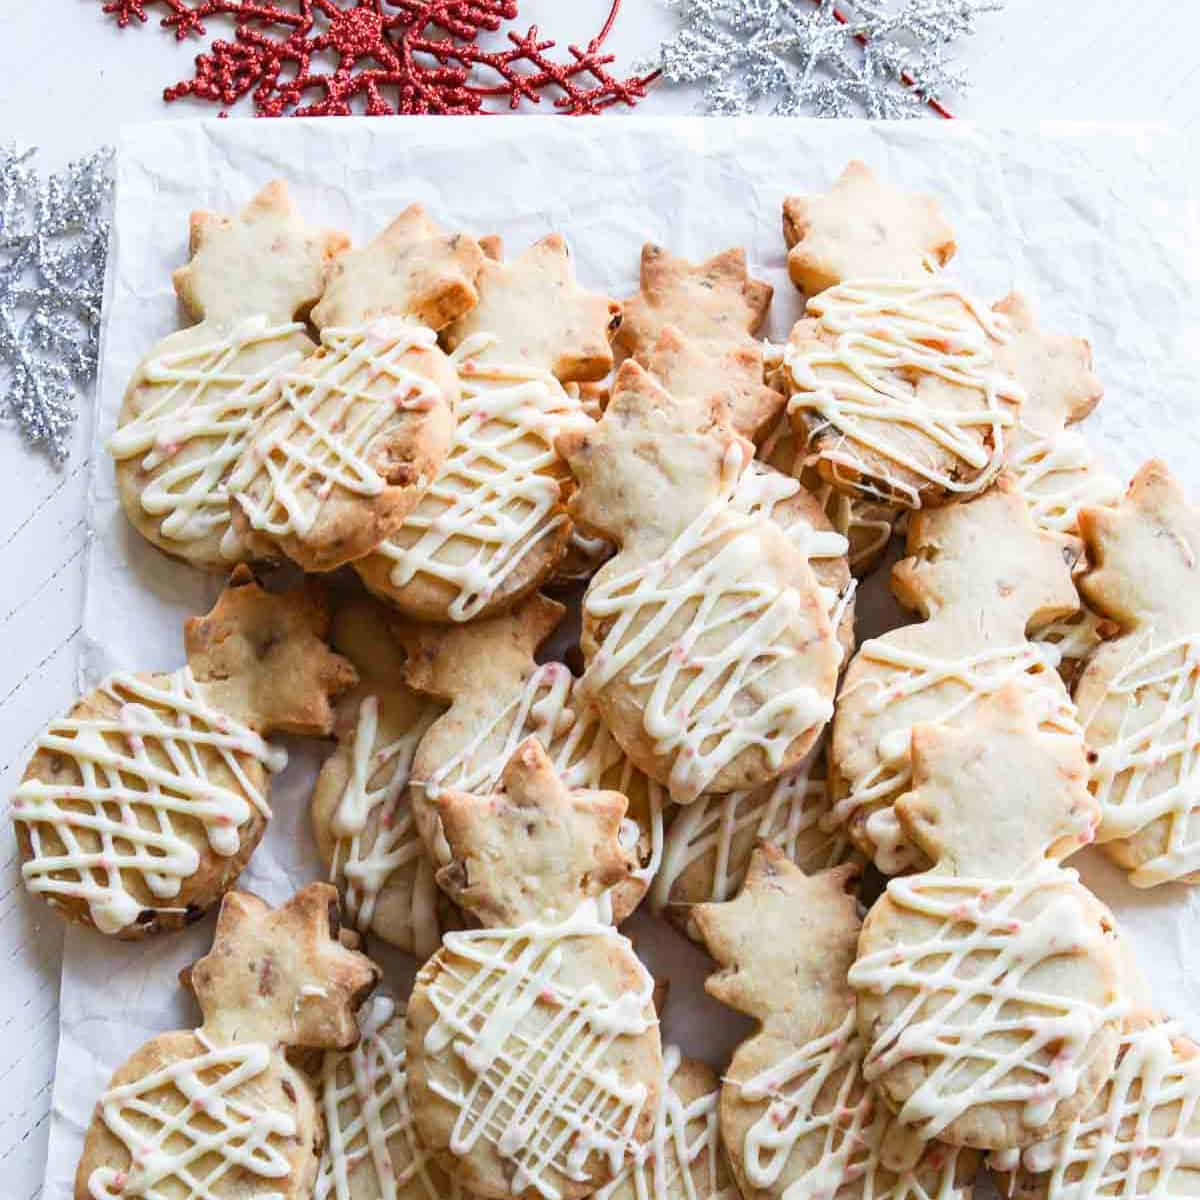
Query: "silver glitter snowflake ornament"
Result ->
[[1, 145, 113, 462], [650, 0, 1002, 118]]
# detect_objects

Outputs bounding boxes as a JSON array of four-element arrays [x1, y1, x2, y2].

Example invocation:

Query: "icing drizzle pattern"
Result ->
[[316, 996, 460, 1200], [108, 317, 307, 559], [88, 1036, 297, 1200], [848, 863, 1120, 1140], [327, 695, 442, 957], [785, 279, 1021, 508], [650, 745, 851, 918], [423, 904, 657, 1200], [1007, 425, 1122, 539], [369, 335, 593, 622], [584, 446, 834, 802], [1081, 633, 1200, 887], [595, 1046, 736, 1200], [735, 1010, 967, 1200], [835, 640, 1075, 874], [13, 668, 286, 935], [1017, 1020, 1200, 1200], [229, 318, 442, 541]]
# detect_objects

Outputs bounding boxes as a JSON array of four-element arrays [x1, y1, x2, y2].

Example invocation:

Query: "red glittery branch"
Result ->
[[100, 0, 654, 117]]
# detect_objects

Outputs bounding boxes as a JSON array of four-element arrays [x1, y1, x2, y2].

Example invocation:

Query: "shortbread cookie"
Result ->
[[228, 315, 459, 572], [110, 181, 343, 567], [401, 593, 663, 924], [832, 476, 1081, 873], [354, 339, 593, 622], [13, 567, 355, 937], [75, 883, 380, 1200], [312, 205, 485, 331], [618, 248, 781, 440], [996, 1013, 1200, 1200], [443, 234, 621, 383], [783, 278, 1022, 510], [560, 361, 840, 801], [696, 844, 976, 1200], [650, 736, 858, 941], [759, 411, 899, 577], [595, 1047, 737, 1200], [849, 687, 1123, 1151], [314, 992, 477, 1200], [781, 161, 957, 298], [310, 596, 448, 959], [1074, 461, 1200, 886], [406, 739, 662, 1200]]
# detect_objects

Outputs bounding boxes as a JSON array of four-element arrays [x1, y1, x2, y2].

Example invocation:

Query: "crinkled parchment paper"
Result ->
[[40, 116, 1200, 1197]]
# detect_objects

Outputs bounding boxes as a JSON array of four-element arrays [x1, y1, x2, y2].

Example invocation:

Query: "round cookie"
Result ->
[[849, 687, 1123, 1152], [109, 180, 344, 568], [310, 596, 449, 960], [12, 568, 355, 937], [559, 361, 840, 801], [75, 885, 380, 1200], [401, 593, 664, 925], [695, 845, 976, 1200], [406, 741, 662, 1200]]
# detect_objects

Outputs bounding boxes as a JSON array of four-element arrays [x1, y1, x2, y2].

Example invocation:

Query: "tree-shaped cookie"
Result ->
[[696, 844, 976, 1200], [849, 687, 1123, 1151], [781, 160, 957, 299], [650, 734, 858, 942], [618, 247, 782, 441], [354, 237, 602, 623], [310, 595, 449, 960], [405, 739, 663, 1199], [227, 207, 483, 572], [443, 234, 621, 384], [1073, 461, 1200, 887], [831, 476, 1082, 873], [109, 181, 344, 568], [997, 1012, 1200, 1200], [559, 360, 840, 801], [313, 992, 480, 1200], [593, 1047, 737, 1200], [400, 592, 663, 925], [12, 567, 355, 937], [75, 883, 380, 1200]]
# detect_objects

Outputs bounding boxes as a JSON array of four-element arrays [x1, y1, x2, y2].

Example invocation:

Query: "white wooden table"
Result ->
[[2, 2, 1199, 1195]]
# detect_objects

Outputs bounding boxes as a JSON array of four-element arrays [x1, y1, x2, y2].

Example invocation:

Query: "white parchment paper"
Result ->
[[44, 116, 1200, 1197]]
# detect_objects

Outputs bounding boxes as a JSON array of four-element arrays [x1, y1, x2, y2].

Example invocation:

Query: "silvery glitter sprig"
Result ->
[[1, 145, 113, 463], [648, 0, 1003, 118]]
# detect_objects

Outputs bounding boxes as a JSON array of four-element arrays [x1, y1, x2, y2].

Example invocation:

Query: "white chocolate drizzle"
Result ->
[[1007, 425, 1121, 538], [108, 317, 307, 559], [595, 1046, 736, 1200], [88, 1036, 297, 1200], [229, 317, 442, 541], [584, 446, 835, 802], [327, 695, 442, 957], [835, 640, 1076, 874], [1015, 1020, 1200, 1200], [423, 903, 657, 1200], [785, 279, 1021, 509], [316, 995, 461, 1200], [13, 668, 285, 935], [1081, 632, 1200, 886], [367, 335, 593, 622], [650, 745, 851, 918], [848, 863, 1121, 1140], [735, 1010, 968, 1200]]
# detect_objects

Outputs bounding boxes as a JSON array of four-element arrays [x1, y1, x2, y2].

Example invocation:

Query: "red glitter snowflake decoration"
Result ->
[[102, 0, 655, 116]]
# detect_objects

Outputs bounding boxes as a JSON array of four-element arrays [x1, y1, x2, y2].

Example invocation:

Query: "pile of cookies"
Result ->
[[11, 164, 1200, 1200]]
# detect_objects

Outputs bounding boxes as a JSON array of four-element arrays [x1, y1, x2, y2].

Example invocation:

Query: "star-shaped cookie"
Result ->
[[443, 234, 621, 382], [782, 160, 956, 297], [311, 203, 486, 331], [173, 179, 349, 325]]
